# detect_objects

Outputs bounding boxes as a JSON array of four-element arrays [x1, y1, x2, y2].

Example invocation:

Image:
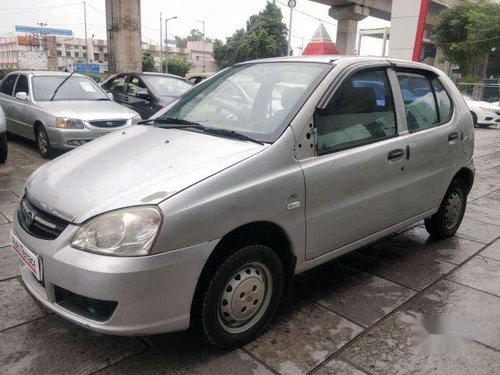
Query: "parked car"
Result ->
[[462, 93, 500, 128], [186, 72, 213, 85], [0, 106, 7, 163], [0, 72, 141, 158], [101, 72, 192, 119], [11, 56, 474, 349]]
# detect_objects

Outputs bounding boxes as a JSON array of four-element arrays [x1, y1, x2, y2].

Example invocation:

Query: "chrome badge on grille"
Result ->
[[25, 210, 35, 225]]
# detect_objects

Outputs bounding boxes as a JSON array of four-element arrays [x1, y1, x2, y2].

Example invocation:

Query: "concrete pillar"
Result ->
[[329, 4, 369, 55], [388, 0, 423, 60], [105, 0, 141, 73]]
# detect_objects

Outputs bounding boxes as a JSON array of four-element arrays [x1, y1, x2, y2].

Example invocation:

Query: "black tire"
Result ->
[[199, 245, 284, 349], [35, 125, 53, 159], [0, 132, 7, 164], [477, 124, 490, 128], [471, 112, 478, 127], [425, 181, 466, 239]]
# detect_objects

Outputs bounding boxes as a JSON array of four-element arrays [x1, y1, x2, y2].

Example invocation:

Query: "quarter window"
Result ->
[[397, 72, 438, 132], [432, 78, 453, 123], [316, 69, 397, 155], [0, 75, 18, 96]]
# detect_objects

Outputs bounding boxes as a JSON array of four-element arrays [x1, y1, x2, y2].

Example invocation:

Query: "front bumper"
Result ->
[[476, 109, 500, 126], [46, 123, 133, 150], [13, 215, 218, 335]]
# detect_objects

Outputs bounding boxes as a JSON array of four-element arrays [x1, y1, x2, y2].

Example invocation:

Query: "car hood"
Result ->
[[26, 125, 267, 223], [36, 100, 139, 120]]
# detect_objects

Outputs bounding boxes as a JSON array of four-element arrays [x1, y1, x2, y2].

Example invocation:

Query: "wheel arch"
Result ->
[[451, 167, 474, 195], [190, 221, 296, 326]]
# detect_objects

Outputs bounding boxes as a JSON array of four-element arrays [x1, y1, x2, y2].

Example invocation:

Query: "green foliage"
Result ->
[[142, 51, 156, 72], [0, 69, 14, 80], [161, 56, 192, 77], [433, 0, 500, 77], [213, 1, 288, 69]]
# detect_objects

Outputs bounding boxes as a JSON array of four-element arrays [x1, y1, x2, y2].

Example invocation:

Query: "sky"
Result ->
[[0, 0, 390, 55]]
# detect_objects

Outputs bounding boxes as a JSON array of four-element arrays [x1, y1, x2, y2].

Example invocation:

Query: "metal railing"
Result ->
[[455, 82, 500, 103]]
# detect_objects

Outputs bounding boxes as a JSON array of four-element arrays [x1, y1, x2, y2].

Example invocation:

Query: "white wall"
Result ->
[[388, 0, 423, 60]]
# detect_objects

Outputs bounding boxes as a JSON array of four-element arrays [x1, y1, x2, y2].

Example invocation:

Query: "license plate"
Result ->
[[98, 131, 110, 137], [10, 232, 43, 281]]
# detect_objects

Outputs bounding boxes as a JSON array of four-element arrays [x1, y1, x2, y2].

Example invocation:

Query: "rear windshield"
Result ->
[[32, 76, 109, 101]]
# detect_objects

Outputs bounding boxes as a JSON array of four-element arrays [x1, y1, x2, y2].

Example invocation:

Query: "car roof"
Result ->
[[114, 72, 186, 80], [8, 71, 88, 78]]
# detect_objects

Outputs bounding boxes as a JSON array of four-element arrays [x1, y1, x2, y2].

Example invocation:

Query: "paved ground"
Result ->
[[1, 129, 500, 375]]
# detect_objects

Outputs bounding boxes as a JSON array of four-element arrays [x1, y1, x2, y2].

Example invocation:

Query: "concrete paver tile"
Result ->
[[0, 247, 20, 281], [0, 203, 18, 223], [297, 262, 415, 327], [245, 298, 363, 375], [481, 239, 500, 261], [0, 278, 45, 331], [314, 358, 367, 375], [455, 217, 500, 244], [447, 256, 500, 297], [0, 223, 13, 247], [0, 315, 146, 375]]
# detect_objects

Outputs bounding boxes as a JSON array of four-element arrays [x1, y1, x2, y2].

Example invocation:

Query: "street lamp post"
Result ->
[[164, 16, 178, 74], [196, 20, 206, 73], [287, 0, 296, 56]]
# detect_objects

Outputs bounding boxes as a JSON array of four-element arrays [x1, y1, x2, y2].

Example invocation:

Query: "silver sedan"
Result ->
[[0, 71, 141, 158]]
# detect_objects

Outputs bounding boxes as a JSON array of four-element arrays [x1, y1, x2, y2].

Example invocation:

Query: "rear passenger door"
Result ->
[[302, 66, 409, 260], [395, 69, 459, 218]]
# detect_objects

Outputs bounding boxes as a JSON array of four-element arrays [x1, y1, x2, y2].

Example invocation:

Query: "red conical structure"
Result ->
[[302, 23, 338, 55]]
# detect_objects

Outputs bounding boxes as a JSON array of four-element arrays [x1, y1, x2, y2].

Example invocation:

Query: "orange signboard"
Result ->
[[17, 36, 38, 46]]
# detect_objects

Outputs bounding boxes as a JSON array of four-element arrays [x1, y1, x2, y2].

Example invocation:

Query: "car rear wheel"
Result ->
[[199, 245, 283, 349], [425, 181, 466, 239], [0, 132, 7, 164], [35, 126, 53, 159]]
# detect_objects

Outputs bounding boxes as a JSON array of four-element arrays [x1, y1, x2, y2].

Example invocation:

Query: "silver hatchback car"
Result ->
[[0, 71, 141, 158], [11, 56, 474, 348]]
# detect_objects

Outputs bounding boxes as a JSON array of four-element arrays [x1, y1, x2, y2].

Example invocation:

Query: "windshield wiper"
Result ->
[[138, 117, 264, 145], [50, 72, 75, 101], [96, 97, 110, 101]]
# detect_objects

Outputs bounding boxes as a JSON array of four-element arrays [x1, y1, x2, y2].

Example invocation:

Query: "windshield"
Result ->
[[143, 75, 192, 97], [32, 75, 109, 101], [157, 62, 331, 142]]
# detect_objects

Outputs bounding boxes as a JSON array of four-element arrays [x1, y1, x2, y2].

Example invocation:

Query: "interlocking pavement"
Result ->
[[1, 129, 499, 375]]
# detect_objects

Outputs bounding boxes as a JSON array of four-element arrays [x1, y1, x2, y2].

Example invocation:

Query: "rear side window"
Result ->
[[315, 69, 397, 155], [397, 73, 438, 132], [0, 75, 17, 96], [14, 75, 29, 95], [432, 78, 453, 123]]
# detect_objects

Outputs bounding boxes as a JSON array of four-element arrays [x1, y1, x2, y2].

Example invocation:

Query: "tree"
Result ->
[[213, 1, 288, 69], [175, 29, 212, 49], [161, 56, 192, 77], [142, 51, 156, 72], [433, 0, 500, 78]]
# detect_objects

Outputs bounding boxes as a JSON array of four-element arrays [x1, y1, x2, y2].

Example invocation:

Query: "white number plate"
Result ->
[[10, 232, 43, 281]]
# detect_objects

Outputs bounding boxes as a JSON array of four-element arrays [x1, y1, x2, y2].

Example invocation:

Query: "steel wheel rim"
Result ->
[[218, 262, 273, 334], [38, 131, 48, 155], [444, 191, 462, 229]]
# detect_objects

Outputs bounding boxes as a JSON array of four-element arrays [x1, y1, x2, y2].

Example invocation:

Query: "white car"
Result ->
[[462, 93, 500, 128]]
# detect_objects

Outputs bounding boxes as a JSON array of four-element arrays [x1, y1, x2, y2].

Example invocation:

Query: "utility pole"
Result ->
[[197, 20, 206, 73], [164, 16, 178, 74], [287, 0, 296, 56], [37, 22, 48, 51], [160, 12, 163, 73], [83, 1, 89, 63]]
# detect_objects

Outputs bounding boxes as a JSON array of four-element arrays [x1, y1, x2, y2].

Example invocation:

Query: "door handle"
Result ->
[[448, 132, 459, 141], [388, 148, 404, 161]]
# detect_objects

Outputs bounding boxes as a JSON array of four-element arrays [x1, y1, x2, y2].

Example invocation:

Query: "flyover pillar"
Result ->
[[105, 0, 142, 73], [329, 4, 369, 55]]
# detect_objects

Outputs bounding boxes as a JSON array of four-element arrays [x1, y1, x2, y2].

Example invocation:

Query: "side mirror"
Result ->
[[15, 92, 28, 101], [107, 92, 114, 101], [136, 90, 150, 100]]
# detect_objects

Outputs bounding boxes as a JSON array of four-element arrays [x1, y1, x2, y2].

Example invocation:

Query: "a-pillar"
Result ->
[[105, 0, 142, 73], [329, 4, 369, 55]]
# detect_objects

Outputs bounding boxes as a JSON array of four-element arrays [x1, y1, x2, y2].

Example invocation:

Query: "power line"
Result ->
[[85, 2, 105, 16], [275, 0, 337, 27]]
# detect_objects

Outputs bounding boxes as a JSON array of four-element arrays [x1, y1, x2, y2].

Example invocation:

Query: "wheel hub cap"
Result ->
[[218, 262, 271, 334], [38, 133, 47, 154], [444, 192, 462, 229]]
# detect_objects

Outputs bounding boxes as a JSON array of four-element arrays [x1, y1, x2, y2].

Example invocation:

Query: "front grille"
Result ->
[[54, 285, 117, 322], [18, 197, 70, 240], [89, 119, 127, 128]]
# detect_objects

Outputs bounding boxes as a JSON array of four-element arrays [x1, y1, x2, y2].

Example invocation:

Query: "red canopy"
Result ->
[[302, 23, 338, 55]]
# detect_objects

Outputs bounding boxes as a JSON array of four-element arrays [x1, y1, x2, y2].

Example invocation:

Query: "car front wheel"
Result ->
[[35, 126, 53, 159], [199, 245, 283, 349], [425, 181, 466, 239]]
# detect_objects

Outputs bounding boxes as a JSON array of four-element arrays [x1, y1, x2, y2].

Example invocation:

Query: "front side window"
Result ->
[[32, 75, 109, 101], [0, 75, 18, 96], [14, 75, 29, 95], [143, 75, 192, 97], [158, 62, 331, 142], [397, 72, 438, 132], [316, 69, 397, 155]]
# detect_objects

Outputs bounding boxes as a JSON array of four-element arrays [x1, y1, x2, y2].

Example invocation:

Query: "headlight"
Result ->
[[131, 115, 142, 124], [55, 117, 85, 129], [72, 206, 162, 256]]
